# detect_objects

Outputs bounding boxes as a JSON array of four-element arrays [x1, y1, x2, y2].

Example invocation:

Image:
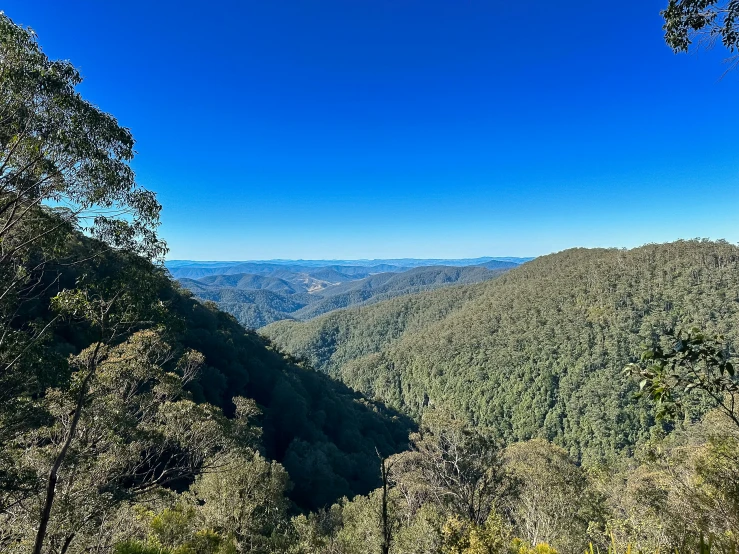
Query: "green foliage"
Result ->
[[5, 239, 734, 552], [0, 10, 165, 512], [509, 539, 558, 554], [289, 504, 346, 554], [263, 280, 482, 384], [0, 227, 413, 519], [626, 328, 739, 428], [0, 329, 241, 553], [149, 505, 200, 550], [662, 0, 739, 67], [593, 412, 739, 553], [114, 505, 237, 554], [189, 451, 291, 551], [0, 21, 414, 540], [503, 440, 601, 553], [0, 12, 164, 259], [172, 294, 413, 508], [390, 409, 512, 526], [293, 266, 509, 323], [391, 503, 446, 554], [265, 241, 739, 463], [2, 10, 738, 554], [333, 490, 386, 554], [115, 541, 170, 554], [0, 229, 413, 552], [441, 513, 511, 554]]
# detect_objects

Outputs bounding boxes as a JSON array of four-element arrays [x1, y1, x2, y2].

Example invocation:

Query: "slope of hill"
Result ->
[[167, 287, 414, 509], [194, 273, 306, 294], [178, 264, 510, 328], [176, 285, 315, 327], [264, 281, 485, 374], [15, 236, 413, 511], [476, 259, 529, 270], [293, 265, 507, 320], [263, 240, 739, 463]]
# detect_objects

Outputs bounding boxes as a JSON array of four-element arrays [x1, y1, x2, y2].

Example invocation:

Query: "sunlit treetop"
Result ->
[[663, 0, 739, 69]]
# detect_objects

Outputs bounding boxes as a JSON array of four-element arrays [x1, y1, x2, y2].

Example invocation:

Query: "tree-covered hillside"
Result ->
[[0, 12, 413, 511], [177, 283, 314, 328], [263, 280, 486, 375], [193, 273, 307, 294], [5, 233, 413, 511], [165, 286, 414, 510], [4, 8, 739, 551], [264, 240, 739, 462], [293, 265, 509, 320]]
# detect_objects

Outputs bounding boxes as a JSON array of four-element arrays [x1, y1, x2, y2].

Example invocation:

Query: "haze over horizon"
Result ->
[[166, 255, 534, 264], [6, 0, 738, 260]]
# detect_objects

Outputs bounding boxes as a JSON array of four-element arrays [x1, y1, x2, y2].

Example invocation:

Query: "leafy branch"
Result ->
[[625, 328, 739, 429]]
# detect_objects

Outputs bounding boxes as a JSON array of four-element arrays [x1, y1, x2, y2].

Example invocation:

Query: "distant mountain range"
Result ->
[[166, 256, 534, 273], [168, 257, 531, 328]]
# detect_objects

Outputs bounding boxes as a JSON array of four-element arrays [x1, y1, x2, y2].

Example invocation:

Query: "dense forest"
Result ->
[[1, 5, 739, 554], [264, 241, 739, 461], [176, 264, 513, 328]]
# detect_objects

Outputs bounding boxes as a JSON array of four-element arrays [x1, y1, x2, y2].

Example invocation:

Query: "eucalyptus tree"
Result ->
[[0, 13, 163, 258], [503, 440, 599, 554], [662, 0, 739, 69], [0, 10, 165, 516], [389, 409, 511, 527], [1, 326, 257, 554], [625, 331, 739, 551], [189, 451, 292, 553]]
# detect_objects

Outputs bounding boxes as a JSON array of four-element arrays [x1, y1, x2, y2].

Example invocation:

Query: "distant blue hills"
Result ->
[[167, 257, 534, 329], [166, 256, 534, 270]]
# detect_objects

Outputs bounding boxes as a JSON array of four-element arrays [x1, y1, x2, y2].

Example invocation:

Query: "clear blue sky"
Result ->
[[6, 1, 738, 260]]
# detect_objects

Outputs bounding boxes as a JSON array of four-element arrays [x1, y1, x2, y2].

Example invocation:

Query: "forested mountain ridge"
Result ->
[[5, 9, 739, 553], [178, 264, 510, 328], [164, 282, 416, 509], [188, 273, 308, 294], [292, 265, 510, 320], [263, 240, 739, 462], [176, 283, 314, 328], [2, 233, 413, 511], [263, 279, 489, 376]]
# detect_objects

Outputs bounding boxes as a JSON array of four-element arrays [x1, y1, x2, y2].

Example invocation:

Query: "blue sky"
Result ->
[[7, 1, 738, 260]]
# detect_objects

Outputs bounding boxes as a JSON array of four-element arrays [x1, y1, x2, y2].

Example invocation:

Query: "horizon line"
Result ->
[[165, 255, 536, 263]]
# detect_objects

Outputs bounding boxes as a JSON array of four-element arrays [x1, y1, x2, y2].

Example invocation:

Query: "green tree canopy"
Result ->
[[663, 0, 739, 68], [0, 13, 164, 260]]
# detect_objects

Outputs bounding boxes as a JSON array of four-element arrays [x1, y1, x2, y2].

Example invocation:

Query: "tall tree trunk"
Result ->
[[32, 354, 97, 554], [379, 453, 391, 554]]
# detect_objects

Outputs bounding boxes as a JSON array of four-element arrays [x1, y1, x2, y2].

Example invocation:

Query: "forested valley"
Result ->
[[171, 261, 519, 329], [264, 240, 739, 461], [2, 5, 739, 554]]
